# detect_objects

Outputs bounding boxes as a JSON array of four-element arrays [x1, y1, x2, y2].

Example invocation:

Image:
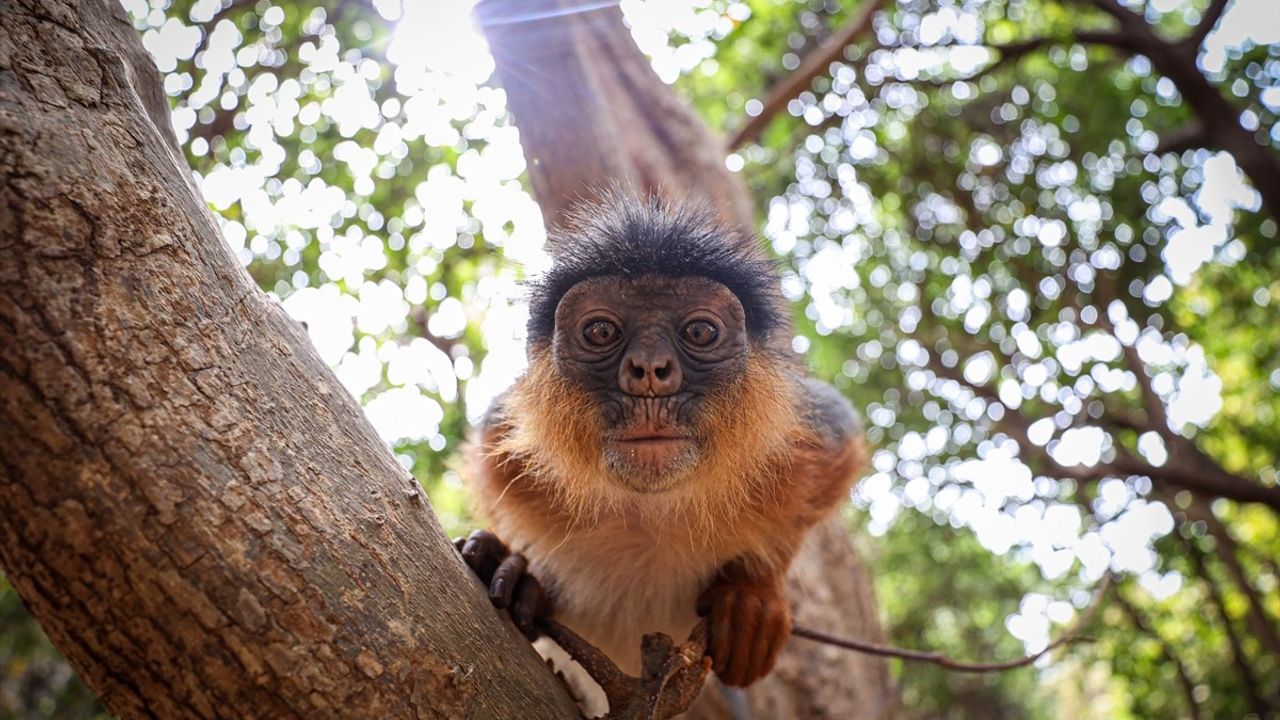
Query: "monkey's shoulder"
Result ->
[[780, 377, 867, 515], [475, 390, 516, 438], [795, 377, 863, 449]]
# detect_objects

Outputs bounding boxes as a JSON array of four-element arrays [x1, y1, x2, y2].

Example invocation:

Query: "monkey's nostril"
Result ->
[[654, 363, 670, 380], [630, 364, 646, 380]]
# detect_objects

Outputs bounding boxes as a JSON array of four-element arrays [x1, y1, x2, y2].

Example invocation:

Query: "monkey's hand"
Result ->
[[696, 575, 792, 687], [455, 529, 548, 639]]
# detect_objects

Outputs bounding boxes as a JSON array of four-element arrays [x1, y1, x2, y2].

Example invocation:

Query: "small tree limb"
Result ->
[[1079, 0, 1280, 223], [1154, 122, 1211, 155], [1178, 497, 1280, 660], [911, 30, 1136, 87], [792, 572, 1112, 673], [727, 0, 889, 150]]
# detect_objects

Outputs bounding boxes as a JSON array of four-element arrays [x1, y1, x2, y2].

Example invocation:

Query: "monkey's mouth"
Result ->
[[609, 427, 694, 451], [603, 427, 699, 490], [611, 429, 692, 444]]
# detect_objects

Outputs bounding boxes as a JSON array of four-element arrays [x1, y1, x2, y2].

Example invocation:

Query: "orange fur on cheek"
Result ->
[[499, 347, 802, 533], [495, 345, 608, 522]]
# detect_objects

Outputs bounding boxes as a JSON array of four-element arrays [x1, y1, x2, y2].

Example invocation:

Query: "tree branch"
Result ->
[[1182, 534, 1275, 716], [922, 335, 1280, 510], [0, 1, 582, 715], [1093, 275, 1173, 438], [963, 36, 1056, 81], [902, 30, 1139, 89], [1154, 122, 1210, 155], [915, 38, 1051, 87], [1180, 497, 1280, 659], [1080, 0, 1280, 223], [1084, 0, 1160, 45], [1183, 0, 1232, 53], [727, 0, 888, 150], [1112, 589, 1204, 720], [1110, 442, 1280, 511], [536, 618, 711, 720], [921, 351, 1120, 483], [792, 572, 1111, 673]]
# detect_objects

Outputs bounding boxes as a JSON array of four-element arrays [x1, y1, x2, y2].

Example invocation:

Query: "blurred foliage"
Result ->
[[3, 0, 1278, 718], [1, 579, 107, 720]]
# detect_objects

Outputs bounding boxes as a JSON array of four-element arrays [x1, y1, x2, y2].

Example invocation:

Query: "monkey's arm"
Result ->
[[700, 377, 866, 687], [457, 394, 552, 638], [698, 557, 793, 687], [796, 376, 867, 512]]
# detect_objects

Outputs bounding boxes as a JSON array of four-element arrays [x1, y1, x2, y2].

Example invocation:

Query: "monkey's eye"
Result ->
[[582, 320, 621, 347], [680, 320, 719, 347]]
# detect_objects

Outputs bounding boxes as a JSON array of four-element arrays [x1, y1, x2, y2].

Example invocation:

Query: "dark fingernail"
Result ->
[[492, 578, 506, 597], [461, 539, 478, 557]]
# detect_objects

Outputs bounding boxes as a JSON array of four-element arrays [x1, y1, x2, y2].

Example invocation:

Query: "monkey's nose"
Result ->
[[619, 350, 682, 396]]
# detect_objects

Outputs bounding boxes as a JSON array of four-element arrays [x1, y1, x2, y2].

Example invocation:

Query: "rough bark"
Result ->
[[0, 0, 580, 718], [476, 1, 898, 717]]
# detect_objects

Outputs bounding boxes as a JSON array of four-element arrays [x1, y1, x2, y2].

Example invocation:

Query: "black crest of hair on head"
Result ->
[[526, 191, 786, 344]]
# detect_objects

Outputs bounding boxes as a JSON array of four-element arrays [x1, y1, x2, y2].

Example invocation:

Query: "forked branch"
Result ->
[[536, 618, 712, 720]]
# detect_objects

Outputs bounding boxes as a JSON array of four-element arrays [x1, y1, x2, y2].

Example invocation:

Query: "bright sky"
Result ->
[[128, 0, 1276, 656]]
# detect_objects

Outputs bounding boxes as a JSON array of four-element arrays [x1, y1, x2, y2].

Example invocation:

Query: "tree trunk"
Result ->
[[0, 0, 579, 717], [477, 1, 898, 717], [475, 0, 755, 231]]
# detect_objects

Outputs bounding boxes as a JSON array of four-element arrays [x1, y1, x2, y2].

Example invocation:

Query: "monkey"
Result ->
[[457, 193, 866, 707]]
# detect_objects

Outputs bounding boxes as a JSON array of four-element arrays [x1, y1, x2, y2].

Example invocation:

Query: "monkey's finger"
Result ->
[[750, 604, 790, 685], [726, 595, 762, 685], [489, 553, 529, 608], [453, 537, 466, 552], [510, 573, 547, 639], [461, 529, 508, 583], [708, 591, 737, 676]]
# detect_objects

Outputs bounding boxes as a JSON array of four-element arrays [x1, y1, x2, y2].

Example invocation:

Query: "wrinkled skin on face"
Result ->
[[551, 275, 749, 491]]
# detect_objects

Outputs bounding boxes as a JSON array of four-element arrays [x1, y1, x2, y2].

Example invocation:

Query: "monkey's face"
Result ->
[[551, 275, 750, 492]]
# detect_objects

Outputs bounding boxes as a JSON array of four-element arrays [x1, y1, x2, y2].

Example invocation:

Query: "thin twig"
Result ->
[[792, 572, 1112, 673], [918, 31, 1133, 86]]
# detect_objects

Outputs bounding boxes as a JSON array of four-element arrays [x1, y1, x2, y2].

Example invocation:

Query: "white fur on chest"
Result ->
[[522, 506, 747, 675]]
